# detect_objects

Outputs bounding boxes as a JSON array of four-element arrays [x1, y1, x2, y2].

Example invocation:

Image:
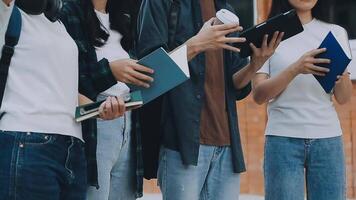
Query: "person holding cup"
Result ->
[[136, 0, 283, 199]]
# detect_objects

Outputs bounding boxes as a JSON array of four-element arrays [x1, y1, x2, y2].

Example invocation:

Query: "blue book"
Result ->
[[130, 45, 190, 104], [314, 31, 352, 93]]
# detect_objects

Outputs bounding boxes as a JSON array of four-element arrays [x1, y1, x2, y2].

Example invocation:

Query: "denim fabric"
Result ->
[[87, 95, 135, 200], [157, 145, 240, 200], [264, 135, 346, 200], [0, 131, 87, 200]]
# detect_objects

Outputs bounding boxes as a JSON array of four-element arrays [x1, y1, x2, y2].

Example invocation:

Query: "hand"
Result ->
[[336, 71, 351, 85], [186, 18, 246, 55], [110, 59, 154, 88], [2, 0, 12, 6], [292, 48, 330, 76], [249, 32, 284, 70], [98, 96, 126, 120]]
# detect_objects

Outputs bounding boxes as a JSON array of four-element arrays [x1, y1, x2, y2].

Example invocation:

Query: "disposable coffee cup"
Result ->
[[215, 9, 240, 25]]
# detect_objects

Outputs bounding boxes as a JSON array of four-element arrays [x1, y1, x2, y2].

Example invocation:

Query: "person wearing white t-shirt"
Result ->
[[253, 0, 352, 200], [0, 0, 126, 199]]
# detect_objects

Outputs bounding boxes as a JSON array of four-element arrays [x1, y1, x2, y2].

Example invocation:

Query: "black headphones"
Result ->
[[15, 0, 63, 22]]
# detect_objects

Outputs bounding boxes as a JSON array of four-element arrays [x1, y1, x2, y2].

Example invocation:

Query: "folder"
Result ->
[[129, 45, 190, 104], [314, 31, 352, 93], [75, 91, 143, 122], [235, 9, 304, 58]]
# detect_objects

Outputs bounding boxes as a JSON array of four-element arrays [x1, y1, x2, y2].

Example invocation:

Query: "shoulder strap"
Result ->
[[0, 6, 22, 109], [167, 0, 180, 50]]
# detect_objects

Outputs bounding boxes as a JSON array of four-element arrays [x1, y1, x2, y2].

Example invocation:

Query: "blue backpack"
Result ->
[[0, 6, 22, 112]]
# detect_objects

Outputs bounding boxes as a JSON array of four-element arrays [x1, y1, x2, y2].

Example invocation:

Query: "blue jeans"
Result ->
[[87, 110, 135, 200], [264, 135, 346, 200], [0, 131, 87, 200], [158, 145, 240, 200]]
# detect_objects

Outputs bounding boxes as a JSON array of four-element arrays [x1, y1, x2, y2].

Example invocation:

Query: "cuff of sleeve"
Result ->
[[92, 58, 117, 93], [235, 82, 252, 101]]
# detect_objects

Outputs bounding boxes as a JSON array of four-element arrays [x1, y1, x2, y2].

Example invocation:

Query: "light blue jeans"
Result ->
[[264, 135, 346, 200], [87, 95, 135, 200], [157, 145, 241, 200]]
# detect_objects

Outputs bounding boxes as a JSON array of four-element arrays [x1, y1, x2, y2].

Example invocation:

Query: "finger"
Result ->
[[132, 63, 154, 74], [204, 18, 216, 26], [309, 64, 330, 73], [130, 69, 154, 83], [98, 102, 105, 119], [118, 98, 126, 117], [262, 34, 268, 49], [111, 97, 119, 117], [220, 26, 243, 35], [274, 32, 284, 49], [126, 75, 150, 88], [309, 48, 327, 57], [219, 44, 241, 52], [312, 58, 331, 64], [105, 98, 113, 117], [222, 37, 246, 44], [214, 23, 240, 31], [310, 70, 327, 76], [249, 43, 259, 55], [268, 31, 279, 49]]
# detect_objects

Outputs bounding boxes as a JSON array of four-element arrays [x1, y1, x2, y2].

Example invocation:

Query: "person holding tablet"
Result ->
[[253, 0, 352, 200]]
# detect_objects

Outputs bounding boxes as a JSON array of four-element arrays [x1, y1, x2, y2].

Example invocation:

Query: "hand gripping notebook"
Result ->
[[129, 45, 190, 104], [314, 31, 352, 93], [75, 91, 143, 122]]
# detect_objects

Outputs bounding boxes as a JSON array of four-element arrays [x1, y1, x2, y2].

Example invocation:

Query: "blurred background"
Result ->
[[143, 0, 356, 199]]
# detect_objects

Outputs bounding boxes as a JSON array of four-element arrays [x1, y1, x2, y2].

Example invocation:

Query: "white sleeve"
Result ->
[[256, 59, 270, 75], [0, 1, 14, 48]]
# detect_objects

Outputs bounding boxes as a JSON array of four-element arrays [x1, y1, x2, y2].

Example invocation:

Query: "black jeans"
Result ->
[[0, 131, 87, 200]]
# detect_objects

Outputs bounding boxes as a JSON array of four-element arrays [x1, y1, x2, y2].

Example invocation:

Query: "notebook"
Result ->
[[75, 91, 143, 122], [314, 31, 352, 93], [129, 45, 190, 104]]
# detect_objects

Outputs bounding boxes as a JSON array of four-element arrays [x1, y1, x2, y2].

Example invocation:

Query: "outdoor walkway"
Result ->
[[141, 194, 264, 200]]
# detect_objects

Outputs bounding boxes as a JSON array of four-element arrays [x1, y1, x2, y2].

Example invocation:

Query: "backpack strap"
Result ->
[[167, 0, 180, 50], [0, 6, 22, 110]]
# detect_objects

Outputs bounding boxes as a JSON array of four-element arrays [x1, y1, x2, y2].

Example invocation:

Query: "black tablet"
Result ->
[[235, 9, 304, 58]]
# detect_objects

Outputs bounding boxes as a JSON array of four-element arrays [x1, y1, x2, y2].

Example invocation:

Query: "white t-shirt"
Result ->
[[95, 10, 130, 97], [0, 2, 82, 140], [257, 19, 351, 139]]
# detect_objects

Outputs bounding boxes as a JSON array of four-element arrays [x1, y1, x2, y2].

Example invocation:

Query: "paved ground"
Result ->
[[141, 194, 264, 200]]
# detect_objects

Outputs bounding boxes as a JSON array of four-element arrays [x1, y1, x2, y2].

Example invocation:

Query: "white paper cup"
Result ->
[[216, 9, 239, 25]]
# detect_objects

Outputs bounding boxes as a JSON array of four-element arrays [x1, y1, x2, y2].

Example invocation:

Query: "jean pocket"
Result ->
[[24, 132, 57, 146]]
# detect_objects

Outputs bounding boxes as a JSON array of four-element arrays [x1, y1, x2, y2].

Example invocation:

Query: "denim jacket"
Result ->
[[136, 0, 251, 177]]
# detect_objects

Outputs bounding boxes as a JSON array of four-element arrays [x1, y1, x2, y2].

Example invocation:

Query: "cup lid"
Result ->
[[216, 9, 239, 25]]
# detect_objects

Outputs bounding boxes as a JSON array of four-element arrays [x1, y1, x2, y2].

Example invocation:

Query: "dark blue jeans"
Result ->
[[0, 131, 87, 200], [264, 135, 346, 200]]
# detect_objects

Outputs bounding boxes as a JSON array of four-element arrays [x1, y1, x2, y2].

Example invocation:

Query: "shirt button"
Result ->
[[19, 143, 24, 148], [196, 94, 201, 99]]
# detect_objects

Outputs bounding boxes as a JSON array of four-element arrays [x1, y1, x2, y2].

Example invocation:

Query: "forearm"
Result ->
[[253, 64, 299, 104], [334, 76, 352, 105], [233, 63, 259, 90]]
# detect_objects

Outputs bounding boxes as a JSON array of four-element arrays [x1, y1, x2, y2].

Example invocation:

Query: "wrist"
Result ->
[[290, 62, 301, 76], [186, 37, 203, 60]]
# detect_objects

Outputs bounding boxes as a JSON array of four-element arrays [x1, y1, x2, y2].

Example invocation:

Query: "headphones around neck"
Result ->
[[15, 0, 62, 22]]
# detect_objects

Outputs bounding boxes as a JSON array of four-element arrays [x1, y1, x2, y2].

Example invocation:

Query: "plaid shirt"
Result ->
[[59, 1, 144, 197]]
